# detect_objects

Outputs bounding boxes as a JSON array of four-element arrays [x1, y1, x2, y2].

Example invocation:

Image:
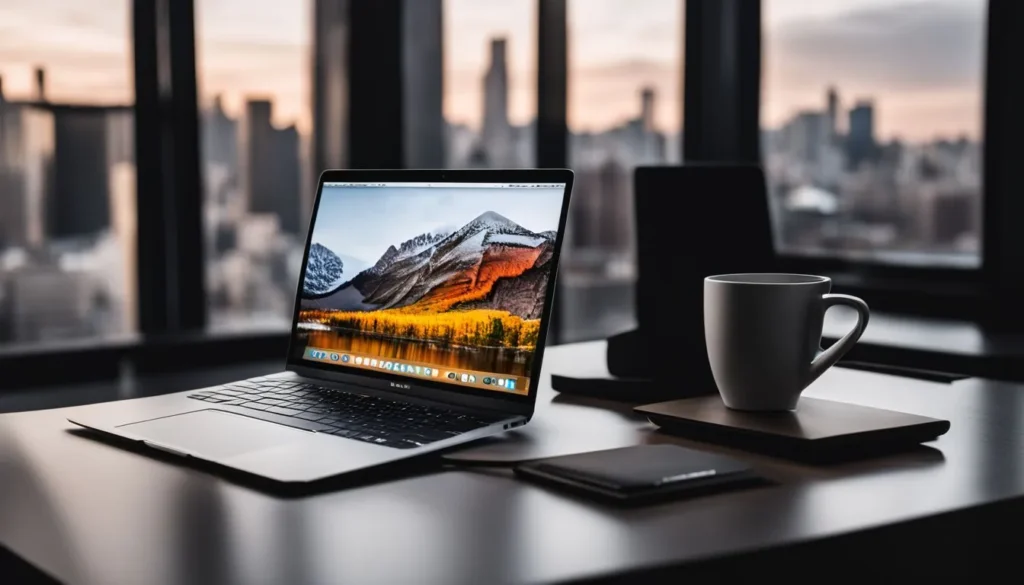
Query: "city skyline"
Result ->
[[0, 0, 984, 141], [0, 0, 988, 346]]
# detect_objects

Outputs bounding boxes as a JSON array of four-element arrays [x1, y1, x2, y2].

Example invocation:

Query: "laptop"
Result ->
[[70, 169, 573, 483]]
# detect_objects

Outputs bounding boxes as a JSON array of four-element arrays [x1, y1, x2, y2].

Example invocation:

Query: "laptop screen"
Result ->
[[292, 181, 567, 396]]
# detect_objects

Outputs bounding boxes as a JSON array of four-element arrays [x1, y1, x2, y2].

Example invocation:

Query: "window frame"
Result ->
[[750, 0, 1005, 321], [4, 0, 1022, 389]]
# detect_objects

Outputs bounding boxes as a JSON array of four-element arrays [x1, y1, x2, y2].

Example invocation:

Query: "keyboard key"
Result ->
[[256, 398, 288, 406], [265, 406, 304, 417], [295, 411, 326, 422]]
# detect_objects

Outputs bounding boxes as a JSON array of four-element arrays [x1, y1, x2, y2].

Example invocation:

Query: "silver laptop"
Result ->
[[70, 169, 573, 483]]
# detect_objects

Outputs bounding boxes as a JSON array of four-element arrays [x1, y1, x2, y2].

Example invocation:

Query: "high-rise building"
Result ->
[[402, 0, 444, 168], [826, 86, 839, 139], [1, 76, 132, 243], [597, 159, 632, 250], [0, 101, 53, 248], [481, 38, 512, 167], [49, 108, 113, 238], [640, 87, 656, 133], [312, 0, 349, 178], [202, 95, 237, 169], [34, 67, 46, 102], [239, 99, 302, 235], [272, 124, 302, 235], [847, 100, 876, 170], [240, 99, 274, 220], [570, 168, 602, 249], [787, 111, 829, 166]]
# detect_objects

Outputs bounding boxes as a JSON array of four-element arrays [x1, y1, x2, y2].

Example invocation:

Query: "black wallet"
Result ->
[[514, 445, 766, 505]]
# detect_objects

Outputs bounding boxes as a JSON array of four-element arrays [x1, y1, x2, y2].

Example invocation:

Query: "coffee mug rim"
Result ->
[[705, 273, 830, 285]]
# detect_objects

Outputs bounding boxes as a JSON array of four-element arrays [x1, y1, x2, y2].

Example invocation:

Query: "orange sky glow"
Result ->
[[0, 0, 983, 142]]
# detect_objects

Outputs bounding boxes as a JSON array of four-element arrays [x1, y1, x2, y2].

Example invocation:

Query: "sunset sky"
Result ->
[[0, 0, 984, 142]]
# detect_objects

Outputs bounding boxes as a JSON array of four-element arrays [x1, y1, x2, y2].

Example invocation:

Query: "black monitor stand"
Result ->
[[552, 164, 776, 402]]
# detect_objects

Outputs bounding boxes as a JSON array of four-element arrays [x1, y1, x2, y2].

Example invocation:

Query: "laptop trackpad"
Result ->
[[119, 410, 310, 459]]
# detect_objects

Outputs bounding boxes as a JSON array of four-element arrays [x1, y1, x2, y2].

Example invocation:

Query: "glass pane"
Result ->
[[0, 2, 136, 346], [564, 0, 683, 342], [444, 0, 535, 168], [197, 0, 314, 330], [763, 0, 985, 268]]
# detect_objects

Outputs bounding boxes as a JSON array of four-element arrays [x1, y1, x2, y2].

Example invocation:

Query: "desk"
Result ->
[[2, 341, 1023, 584]]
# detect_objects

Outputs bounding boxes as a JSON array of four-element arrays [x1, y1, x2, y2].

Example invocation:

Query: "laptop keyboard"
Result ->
[[187, 377, 503, 449]]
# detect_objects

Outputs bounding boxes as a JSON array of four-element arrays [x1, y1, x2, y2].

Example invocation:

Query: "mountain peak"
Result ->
[[302, 243, 346, 296], [368, 232, 449, 276], [473, 211, 515, 226]]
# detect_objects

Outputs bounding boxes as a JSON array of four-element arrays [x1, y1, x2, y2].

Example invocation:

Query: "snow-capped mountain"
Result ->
[[367, 230, 451, 276], [444, 211, 533, 243], [302, 243, 346, 296], [340, 211, 553, 315], [301, 211, 556, 317]]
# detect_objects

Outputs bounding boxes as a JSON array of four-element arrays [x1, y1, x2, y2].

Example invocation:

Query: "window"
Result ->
[[762, 0, 986, 268], [562, 0, 684, 342], [0, 2, 136, 346], [444, 0, 536, 168], [196, 0, 313, 330]]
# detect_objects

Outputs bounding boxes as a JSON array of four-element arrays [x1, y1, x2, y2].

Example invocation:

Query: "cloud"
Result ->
[[770, 0, 986, 91], [573, 58, 675, 81]]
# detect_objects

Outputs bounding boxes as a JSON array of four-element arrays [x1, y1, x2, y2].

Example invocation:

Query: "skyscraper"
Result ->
[[0, 101, 53, 248], [240, 99, 302, 235], [481, 38, 512, 167], [597, 159, 631, 250], [240, 99, 274, 217], [847, 100, 876, 170], [826, 86, 839, 139], [202, 95, 237, 169], [312, 0, 349, 177], [640, 87, 656, 132], [34, 67, 46, 102], [49, 107, 117, 238], [272, 124, 302, 235], [1, 68, 131, 243], [787, 111, 829, 166]]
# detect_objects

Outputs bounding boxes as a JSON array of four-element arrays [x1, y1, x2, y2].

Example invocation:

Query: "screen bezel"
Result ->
[[285, 169, 574, 413]]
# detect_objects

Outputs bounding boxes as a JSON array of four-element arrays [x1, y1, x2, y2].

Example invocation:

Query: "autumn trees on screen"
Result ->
[[299, 308, 539, 350]]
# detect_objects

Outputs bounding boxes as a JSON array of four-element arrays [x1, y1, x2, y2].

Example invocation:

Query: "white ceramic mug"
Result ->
[[704, 273, 869, 411]]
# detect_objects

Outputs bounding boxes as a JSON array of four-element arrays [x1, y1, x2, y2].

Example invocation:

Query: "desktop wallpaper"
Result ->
[[294, 184, 565, 393]]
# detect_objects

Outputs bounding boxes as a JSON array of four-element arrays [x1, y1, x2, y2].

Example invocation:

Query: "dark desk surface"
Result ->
[[822, 310, 1024, 381], [3, 341, 1024, 584]]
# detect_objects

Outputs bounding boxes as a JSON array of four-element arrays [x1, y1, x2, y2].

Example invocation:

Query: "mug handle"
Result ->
[[809, 294, 870, 383]]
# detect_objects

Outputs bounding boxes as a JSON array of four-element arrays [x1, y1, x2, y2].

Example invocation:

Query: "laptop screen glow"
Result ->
[[293, 181, 566, 396]]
